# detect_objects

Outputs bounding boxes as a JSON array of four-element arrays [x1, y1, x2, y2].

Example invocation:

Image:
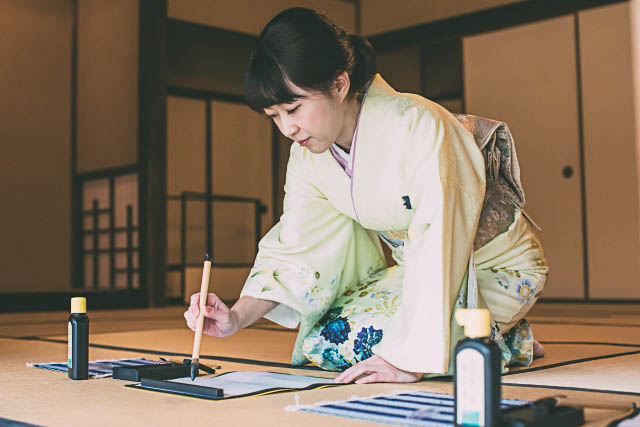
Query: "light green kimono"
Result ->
[[240, 74, 491, 374]]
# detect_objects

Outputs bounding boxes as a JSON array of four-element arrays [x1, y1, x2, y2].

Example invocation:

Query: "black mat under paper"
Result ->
[[126, 371, 344, 400]]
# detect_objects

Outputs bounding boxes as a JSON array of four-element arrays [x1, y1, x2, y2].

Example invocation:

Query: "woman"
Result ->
[[184, 7, 548, 384]]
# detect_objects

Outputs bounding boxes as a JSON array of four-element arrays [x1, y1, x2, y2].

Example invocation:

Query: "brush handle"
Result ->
[[191, 260, 212, 360]]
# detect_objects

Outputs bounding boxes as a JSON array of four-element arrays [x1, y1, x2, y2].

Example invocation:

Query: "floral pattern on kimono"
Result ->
[[302, 210, 547, 373], [303, 267, 402, 371]]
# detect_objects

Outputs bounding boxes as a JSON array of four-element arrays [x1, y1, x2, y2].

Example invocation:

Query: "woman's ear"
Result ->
[[333, 71, 351, 102]]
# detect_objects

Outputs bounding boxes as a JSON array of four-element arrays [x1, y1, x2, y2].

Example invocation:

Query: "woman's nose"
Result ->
[[280, 115, 299, 139]]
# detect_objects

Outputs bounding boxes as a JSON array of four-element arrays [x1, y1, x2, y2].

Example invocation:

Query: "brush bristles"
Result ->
[[190, 359, 199, 381]]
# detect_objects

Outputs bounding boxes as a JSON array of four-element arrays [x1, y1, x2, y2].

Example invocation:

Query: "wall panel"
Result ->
[[211, 102, 273, 229], [579, 3, 640, 299], [167, 97, 207, 196], [76, 0, 138, 173], [167, 20, 256, 96], [464, 15, 585, 298], [168, 0, 355, 35], [376, 46, 422, 94], [166, 96, 207, 266], [0, 0, 73, 292], [211, 101, 273, 297], [184, 266, 251, 302]]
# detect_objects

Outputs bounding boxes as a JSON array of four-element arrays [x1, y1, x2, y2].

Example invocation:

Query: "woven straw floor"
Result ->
[[0, 303, 638, 426]]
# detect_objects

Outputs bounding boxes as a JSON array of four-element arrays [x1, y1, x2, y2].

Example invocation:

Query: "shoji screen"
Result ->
[[210, 101, 273, 301], [166, 97, 272, 302], [579, 3, 640, 299], [166, 96, 207, 299], [464, 15, 585, 298]]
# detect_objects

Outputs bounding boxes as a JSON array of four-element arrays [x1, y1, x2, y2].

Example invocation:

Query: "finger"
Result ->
[[183, 311, 195, 331], [190, 292, 200, 307], [355, 372, 383, 384], [189, 293, 200, 316], [335, 361, 373, 383], [334, 367, 351, 383], [336, 359, 377, 382], [202, 306, 215, 319], [335, 365, 356, 382], [205, 293, 227, 309], [184, 310, 193, 323], [202, 305, 229, 320]]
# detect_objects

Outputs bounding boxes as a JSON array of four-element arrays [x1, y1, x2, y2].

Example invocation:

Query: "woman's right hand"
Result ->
[[183, 293, 240, 338]]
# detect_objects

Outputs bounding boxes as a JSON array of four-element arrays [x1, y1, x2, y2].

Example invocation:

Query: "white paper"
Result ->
[[170, 371, 336, 397]]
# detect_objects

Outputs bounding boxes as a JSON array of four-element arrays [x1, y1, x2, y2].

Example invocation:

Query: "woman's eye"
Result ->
[[286, 105, 299, 114]]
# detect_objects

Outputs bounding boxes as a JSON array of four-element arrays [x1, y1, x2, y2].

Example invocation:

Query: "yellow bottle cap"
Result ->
[[455, 308, 490, 338], [71, 297, 86, 314]]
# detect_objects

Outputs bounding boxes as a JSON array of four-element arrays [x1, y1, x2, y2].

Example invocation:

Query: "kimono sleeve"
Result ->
[[373, 109, 486, 373], [240, 144, 384, 364]]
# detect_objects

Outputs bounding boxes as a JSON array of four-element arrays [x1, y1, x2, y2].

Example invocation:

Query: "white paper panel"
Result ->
[[579, 3, 640, 299], [464, 15, 585, 298]]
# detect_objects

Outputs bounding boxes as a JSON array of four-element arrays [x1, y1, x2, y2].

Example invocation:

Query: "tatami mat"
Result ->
[[56, 328, 298, 366], [0, 307, 189, 337], [31, 328, 639, 377], [505, 353, 640, 394], [528, 303, 640, 318], [1, 303, 639, 426], [1, 338, 637, 427], [529, 322, 640, 344]]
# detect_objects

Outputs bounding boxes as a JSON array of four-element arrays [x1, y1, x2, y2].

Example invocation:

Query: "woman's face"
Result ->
[[264, 80, 348, 154]]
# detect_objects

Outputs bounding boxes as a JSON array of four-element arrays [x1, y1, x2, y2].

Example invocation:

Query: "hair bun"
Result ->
[[244, 9, 378, 111], [348, 34, 376, 93]]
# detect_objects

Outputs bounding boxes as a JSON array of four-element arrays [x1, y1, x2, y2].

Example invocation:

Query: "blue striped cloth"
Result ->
[[299, 390, 528, 426], [29, 358, 160, 378]]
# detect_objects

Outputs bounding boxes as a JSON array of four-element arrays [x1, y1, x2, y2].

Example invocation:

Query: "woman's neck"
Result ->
[[334, 95, 362, 154]]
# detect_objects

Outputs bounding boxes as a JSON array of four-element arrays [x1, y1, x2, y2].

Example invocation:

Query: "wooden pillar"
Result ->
[[632, 0, 640, 239], [139, 0, 167, 306]]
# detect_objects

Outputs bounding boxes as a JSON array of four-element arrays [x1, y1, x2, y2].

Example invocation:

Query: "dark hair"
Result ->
[[244, 7, 376, 112]]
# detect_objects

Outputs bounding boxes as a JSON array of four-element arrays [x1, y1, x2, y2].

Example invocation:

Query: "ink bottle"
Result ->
[[454, 308, 501, 427], [68, 297, 89, 380]]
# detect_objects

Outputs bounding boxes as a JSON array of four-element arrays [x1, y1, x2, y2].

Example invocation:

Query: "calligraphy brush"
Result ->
[[191, 252, 212, 380]]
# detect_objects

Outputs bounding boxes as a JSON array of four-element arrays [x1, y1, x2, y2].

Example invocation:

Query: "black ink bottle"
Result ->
[[68, 297, 89, 380], [454, 309, 501, 427]]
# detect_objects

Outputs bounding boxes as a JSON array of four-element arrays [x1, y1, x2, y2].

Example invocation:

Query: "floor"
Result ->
[[0, 302, 638, 426]]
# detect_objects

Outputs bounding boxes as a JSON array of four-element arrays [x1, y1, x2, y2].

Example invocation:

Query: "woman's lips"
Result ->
[[297, 138, 310, 147]]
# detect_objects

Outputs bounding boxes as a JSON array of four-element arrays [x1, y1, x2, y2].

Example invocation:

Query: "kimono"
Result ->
[[240, 74, 548, 374]]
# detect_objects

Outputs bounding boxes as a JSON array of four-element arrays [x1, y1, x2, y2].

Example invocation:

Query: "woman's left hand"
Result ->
[[334, 354, 423, 384]]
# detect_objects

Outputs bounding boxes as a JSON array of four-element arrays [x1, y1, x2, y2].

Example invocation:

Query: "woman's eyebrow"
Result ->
[[264, 95, 307, 115], [287, 93, 309, 103]]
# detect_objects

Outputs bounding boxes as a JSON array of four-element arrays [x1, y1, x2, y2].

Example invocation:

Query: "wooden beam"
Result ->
[[139, 0, 168, 306]]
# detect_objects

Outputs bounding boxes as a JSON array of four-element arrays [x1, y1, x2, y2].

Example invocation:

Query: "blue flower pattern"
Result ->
[[322, 348, 352, 370], [517, 279, 535, 304], [319, 307, 342, 325], [320, 317, 351, 345], [353, 326, 383, 361]]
